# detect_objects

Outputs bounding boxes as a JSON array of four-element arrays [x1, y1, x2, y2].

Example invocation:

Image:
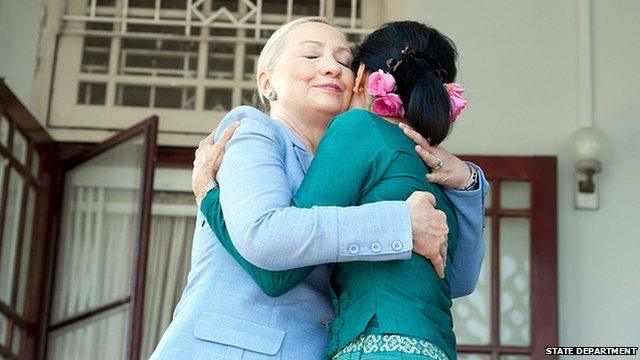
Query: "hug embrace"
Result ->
[[151, 17, 488, 360]]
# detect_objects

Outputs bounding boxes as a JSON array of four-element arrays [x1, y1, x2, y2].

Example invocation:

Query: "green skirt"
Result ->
[[331, 334, 450, 360]]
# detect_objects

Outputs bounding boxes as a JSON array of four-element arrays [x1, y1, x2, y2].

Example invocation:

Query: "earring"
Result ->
[[266, 89, 278, 101]]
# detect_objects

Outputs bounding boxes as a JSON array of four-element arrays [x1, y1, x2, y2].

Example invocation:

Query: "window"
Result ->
[[0, 83, 51, 360], [48, 0, 389, 142], [453, 156, 558, 360], [4, 79, 164, 360], [46, 119, 158, 360]]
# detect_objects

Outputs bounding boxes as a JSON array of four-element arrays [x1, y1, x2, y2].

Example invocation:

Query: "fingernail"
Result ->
[[232, 121, 240, 127]]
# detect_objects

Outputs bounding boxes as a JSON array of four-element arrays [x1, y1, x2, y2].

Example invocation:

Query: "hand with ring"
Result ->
[[399, 122, 472, 189]]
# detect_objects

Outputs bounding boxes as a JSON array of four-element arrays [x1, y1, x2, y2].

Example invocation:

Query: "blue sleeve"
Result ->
[[215, 107, 413, 271], [444, 162, 489, 298], [292, 114, 409, 261], [200, 188, 314, 297]]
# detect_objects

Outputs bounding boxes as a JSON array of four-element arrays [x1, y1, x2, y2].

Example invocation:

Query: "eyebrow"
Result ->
[[299, 40, 351, 53]]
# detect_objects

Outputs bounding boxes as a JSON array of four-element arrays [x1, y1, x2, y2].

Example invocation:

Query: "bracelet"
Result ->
[[457, 165, 478, 191], [195, 179, 218, 205]]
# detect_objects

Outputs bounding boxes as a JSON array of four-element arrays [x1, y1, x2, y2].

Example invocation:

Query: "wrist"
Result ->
[[193, 173, 215, 194], [456, 164, 478, 191], [195, 179, 218, 206]]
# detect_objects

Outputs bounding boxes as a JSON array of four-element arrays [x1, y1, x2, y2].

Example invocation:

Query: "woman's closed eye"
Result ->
[[303, 53, 350, 67], [336, 59, 352, 68], [335, 51, 353, 68]]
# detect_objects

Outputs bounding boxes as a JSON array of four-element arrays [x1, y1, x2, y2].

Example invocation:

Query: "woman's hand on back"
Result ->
[[192, 122, 239, 201], [399, 122, 472, 190], [406, 191, 449, 278]]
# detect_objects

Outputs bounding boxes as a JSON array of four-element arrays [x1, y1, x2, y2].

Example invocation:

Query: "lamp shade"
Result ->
[[567, 127, 611, 168]]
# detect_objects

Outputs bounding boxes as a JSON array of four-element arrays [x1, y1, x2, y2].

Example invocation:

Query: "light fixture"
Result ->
[[567, 127, 611, 210]]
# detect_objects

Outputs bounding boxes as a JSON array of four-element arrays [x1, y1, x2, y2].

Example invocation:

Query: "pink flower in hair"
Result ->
[[445, 83, 468, 123], [372, 93, 405, 118], [368, 69, 396, 96]]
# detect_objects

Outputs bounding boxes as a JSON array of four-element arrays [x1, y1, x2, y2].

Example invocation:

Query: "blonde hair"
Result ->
[[255, 17, 346, 110]]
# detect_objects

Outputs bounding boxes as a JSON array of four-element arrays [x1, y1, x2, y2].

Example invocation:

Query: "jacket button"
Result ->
[[392, 241, 403, 251], [371, 242, 381, 253], [348, 244, 359, 254]]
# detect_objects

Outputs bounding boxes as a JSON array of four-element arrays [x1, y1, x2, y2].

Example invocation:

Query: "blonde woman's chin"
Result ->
[[306, 100, 348, 117]]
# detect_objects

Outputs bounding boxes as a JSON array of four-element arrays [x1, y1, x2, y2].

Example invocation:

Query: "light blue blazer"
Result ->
[[151, 107, 488, 360]]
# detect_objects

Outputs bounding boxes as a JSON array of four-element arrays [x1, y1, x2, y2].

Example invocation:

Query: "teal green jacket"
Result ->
[[202, 109, 459, 359]]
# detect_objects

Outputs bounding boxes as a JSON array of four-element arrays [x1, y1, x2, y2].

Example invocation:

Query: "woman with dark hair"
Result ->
[[197, 21, 473, 359], [308, 21, 465, 360]]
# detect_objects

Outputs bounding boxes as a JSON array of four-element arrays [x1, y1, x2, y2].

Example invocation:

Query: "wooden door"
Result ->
[[454, 156, 558, 360]]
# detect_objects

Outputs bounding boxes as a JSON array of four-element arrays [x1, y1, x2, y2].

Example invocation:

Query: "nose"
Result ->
[[321, 59, 342, 78]]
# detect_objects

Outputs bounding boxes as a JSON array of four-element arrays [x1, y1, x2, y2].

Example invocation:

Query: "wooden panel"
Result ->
[[457, 156, 558, 360], [529, 157, 558, 358]]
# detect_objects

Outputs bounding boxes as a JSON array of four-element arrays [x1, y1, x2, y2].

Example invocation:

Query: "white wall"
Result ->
[[0, 0, 43, 115], [406, 0, 640, 357]]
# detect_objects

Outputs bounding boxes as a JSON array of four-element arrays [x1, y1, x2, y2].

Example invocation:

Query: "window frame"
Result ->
[[43, 115, 158, 360], [456, 155, 559, 360], [0, 79, 57, 360]]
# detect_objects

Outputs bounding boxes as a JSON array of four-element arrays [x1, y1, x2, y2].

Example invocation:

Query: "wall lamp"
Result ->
[[568, 127, 611, 210]]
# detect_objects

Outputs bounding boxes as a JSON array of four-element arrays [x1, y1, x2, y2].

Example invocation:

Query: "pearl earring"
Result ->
[[266, 89, 278, 101]]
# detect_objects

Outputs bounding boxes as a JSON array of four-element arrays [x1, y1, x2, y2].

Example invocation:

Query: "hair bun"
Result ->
[[353, 21, 458, 145], [410, 51, 446, 80], [387, 45, 446, 82]]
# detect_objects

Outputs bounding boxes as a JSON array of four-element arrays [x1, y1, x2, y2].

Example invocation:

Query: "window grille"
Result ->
[[49, 0, 383, 140]]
